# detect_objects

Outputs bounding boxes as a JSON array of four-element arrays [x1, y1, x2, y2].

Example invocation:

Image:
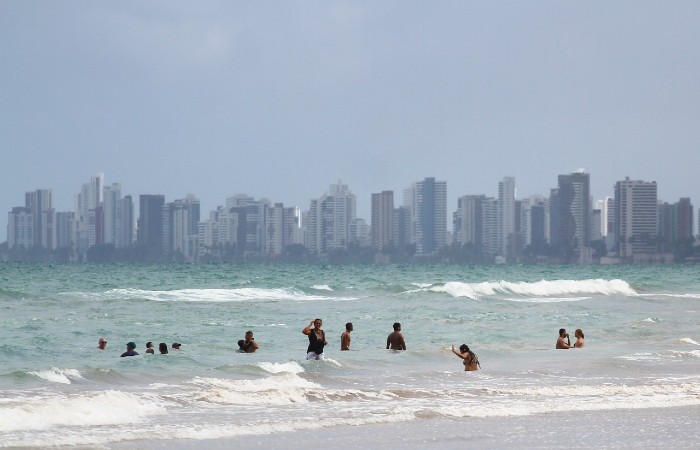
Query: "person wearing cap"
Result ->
[[97, 338, 108, 350], [120, 342, 139, 357], [172, 342, 181, 350]]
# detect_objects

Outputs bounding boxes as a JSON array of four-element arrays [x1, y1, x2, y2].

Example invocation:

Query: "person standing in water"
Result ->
[[120, 342, 139, 357], [97, 338, 107, 350], [574, 329, 585, 348], [303, 319, 328, 360], [341, 322, 353, 350], [386, 322, 406, 350], [238, 331, 259, 353], [556, 328, 573, 349], [452, 344, 480, 371]]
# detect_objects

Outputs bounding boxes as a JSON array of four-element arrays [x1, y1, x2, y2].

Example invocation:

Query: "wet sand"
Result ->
[[111, 405, 700, 450]]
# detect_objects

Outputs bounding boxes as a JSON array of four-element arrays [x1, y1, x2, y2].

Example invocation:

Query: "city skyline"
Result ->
[[3, 3, 700, 237], [4, 170, 697, 265], [4, 169, 698, 237]]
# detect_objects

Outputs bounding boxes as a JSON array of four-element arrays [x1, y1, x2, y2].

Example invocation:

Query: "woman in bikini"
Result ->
[[451, 343, 480, 371]]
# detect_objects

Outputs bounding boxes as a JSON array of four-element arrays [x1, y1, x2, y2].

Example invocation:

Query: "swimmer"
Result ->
[[120, 342, 139, 357], [386, 322, 406, 350], [574, 329, 585, 348], [556, 328, 572, 349], [237, 331, 259, 353], [341, 322, 353, 350], [97, 337, 107, 350]]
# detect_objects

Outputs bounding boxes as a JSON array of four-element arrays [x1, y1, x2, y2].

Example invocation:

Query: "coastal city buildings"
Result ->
[[554, 171, 592, 263], [409, 177, 447, 256], [3, 172, 698, 264], [615, 178, 660, 263]]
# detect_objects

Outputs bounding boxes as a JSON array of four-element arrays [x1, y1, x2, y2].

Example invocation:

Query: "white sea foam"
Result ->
[[431, 382, 700, 419], [0, 390, 166, 432], [1, 408, 417, 448], [429, 279, 636, 300], [311, 284, 333, 291], [617, 352, 664, 361], [186, 374, 319, 405], [102, 287, 355, 302], [678, 337, 700, 346], [670, 350, 700, 358], [256, 361, 305, 374], [28, 367, 83, 384], [500, 296, 591, 303]]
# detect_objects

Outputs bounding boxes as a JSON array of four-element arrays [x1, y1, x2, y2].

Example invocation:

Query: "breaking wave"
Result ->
[[426, 279, 636, 300], [90, 288, 356, 302]]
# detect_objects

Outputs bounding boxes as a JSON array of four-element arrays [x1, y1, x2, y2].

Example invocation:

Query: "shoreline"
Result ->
[[110, 405, 700, 450]]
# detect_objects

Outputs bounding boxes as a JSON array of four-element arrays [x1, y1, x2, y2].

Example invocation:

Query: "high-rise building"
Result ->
[[615, 178, 657, 260], [163, 195, 200, 260], [520, 196, 546, 248], [371, 191, 394, 251], [497, 177, 516, 260], [137, 194, 165, 256], [25, 189, 55, 249], [676, 198, 694, 243], [55, 211, 76, 250], [103, 183, 121, 247], [75, 173, 106, 256], [392, 206, 412, 249], [555, 171, 591, 261], [453, 195, 487, 248], [7, 207, 33, 249], [658, 198, 694, 253], [413, 177, 447, 256], [306, 182, 357, 256], [119, 195, 133, 248], [265, 203, 299, 256]]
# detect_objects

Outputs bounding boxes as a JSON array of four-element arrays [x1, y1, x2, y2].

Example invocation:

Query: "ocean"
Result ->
[[1, 263, 699, 449]]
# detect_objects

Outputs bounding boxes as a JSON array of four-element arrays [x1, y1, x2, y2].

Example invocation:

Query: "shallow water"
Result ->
[[1, 263, 699, 447]]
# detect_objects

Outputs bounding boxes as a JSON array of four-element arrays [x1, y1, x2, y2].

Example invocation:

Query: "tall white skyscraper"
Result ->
[[103, 183, 121, 246], [412, 177, 447, 256], [615, 178, 657, 260], [306, 182, 356, 256], [497, 177, 516, 259]]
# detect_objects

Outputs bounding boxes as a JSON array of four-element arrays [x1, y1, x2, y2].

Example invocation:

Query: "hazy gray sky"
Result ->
[[2, 1, 699, 235]]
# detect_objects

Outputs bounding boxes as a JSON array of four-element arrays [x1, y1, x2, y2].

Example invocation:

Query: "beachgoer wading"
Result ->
[[386, 322, 406, 350], [238, 331, 259, 353], [556, 328, 572, 349], [303, 319, 327, 360], [341, 322, 353, 350], [452, 343, 480, 371]]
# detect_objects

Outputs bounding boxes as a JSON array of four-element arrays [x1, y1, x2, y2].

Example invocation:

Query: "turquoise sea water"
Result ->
[[1, 263, 699, 448]]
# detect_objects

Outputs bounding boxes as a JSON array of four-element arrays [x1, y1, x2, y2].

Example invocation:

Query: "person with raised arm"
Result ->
[[556, 328, 573, 349], [303, 319, 327, 360], [452, 343, 480, 371]]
